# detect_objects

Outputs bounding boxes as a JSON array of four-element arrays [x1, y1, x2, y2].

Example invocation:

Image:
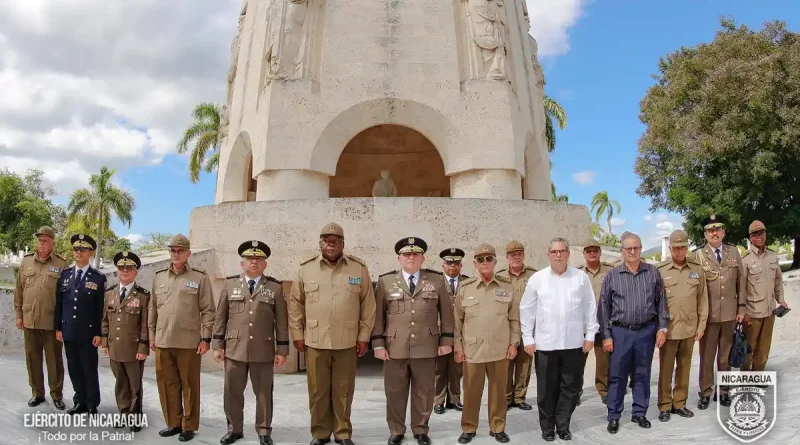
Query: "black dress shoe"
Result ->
[[557, 430, 572, 441], [179, 431, 195, 442], [489, 431, 509, 443], [336, 440, 354, 445], [457, 432, 475, 444], [607, 420, 619, 434], [576, 397, 582, 406], [541, 431, 555, 442], [601, 395, 608, 405], [720, 394, 731, 407], [260, 436, 273, 445], [88, 407, 98, 415], [658, 410, 670, 422], [221, 432, 244, 445], [671, 407, 694, 418], [28, 396, 46, 407], [446, 402, 464, 411], [159, 427, 182, 437], [434, 405, 445, 414], [517, 402, 533, 411], [698, 396, 710, 410], [507, 402, 517, 409], [413, 434, 430, 445], [67, 404, 88, 415], [388, 435, 404, 445], [631, 416, 651, 429], [130, 426, 142, 433], [52, 399, 66, 410], [310, 440, 331, 445]]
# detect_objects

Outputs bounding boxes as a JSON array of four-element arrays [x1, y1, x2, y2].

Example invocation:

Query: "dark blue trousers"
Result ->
[[64, 340, 100, 408], [607, 323, 656, 420]]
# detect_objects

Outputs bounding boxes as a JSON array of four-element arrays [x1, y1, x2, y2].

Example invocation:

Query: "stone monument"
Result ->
[[372, 170, 398, 197]]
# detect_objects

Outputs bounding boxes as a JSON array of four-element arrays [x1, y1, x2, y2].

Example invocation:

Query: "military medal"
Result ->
[[185, 280, 199, 289], [49, 266, 60, 273], [349, 277, 361, 285], [422, 283, 435, 292], [495, 290, 508, 297], [128, 299, 140, 308], [85, 282, 98, 290], [688, 272, 699, 279]]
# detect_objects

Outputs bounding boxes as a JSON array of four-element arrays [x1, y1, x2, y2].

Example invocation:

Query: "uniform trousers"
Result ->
[[24, 328, 64, 399], [433, 353, 462, 406], [593, 336, 610, 397], [306, 347, 357, 440], [461, 359, 508, 433], [110, 359, 145, 414], [657, 337, 694, 411], [384, 358, 435, 435], [506, 345, 533, 404], [607, 323, 656, 421], [742, 315, 775, 372], [698, 321, 735, 397], [155, 348, 201, 431], [224, 359, 275, 435], [535, 348, 583, 434], [64, 340, 100, 408]]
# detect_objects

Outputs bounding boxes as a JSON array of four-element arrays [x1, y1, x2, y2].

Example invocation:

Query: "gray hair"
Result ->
[[620, 232, 642, 247], [548, 237, 570, 250]]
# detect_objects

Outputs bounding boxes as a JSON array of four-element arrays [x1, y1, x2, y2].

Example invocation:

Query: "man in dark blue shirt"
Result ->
[[598, 232, 669, 434]]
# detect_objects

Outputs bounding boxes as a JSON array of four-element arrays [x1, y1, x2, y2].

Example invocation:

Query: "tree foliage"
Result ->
[[590, 191, 622, 235], [635, 18, 800, 267], [177, 102, 222, 183], [544, 95, 568, 153], [0, 169, 62, 254]]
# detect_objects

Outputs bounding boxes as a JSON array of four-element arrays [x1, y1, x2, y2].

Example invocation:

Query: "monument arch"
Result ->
[[217, 131, 255, 203]]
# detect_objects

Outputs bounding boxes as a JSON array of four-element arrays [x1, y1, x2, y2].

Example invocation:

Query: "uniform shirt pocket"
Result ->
[[304, 282, 320, 304], [422, 291, 438, 312], [461, 297, 479, 318], [22, 269, 36, 288], [387, 292, 405, 314]]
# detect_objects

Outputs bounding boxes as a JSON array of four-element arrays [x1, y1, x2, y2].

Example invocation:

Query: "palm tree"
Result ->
[[67, 167, 135, 268], [177, 102, 222, 183], [590, 191, 622, 235], [550, 183, 569, 202], [544, 95, 567, 153], [590, 222, 605, 239]]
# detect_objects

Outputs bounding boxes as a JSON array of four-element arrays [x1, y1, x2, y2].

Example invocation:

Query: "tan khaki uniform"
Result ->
[[212, 274, 289, 436], [454, 276, 520, 433], [657, 259, 708, 411], [289, 254, 376, 440], [577, 262, 614, 398], [372, 269, 454, 435], [434, 273, 468, 407], [14, 252, 66, 400], [692, 244, 746, 397], [101, 282, 150, 414], [741, 247, 784, 371], [495, 266, 536, 405], [149, 264, 216, 432]]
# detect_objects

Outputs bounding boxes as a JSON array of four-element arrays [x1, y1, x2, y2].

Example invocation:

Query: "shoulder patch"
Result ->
[[495, 275, 511, 283], [346, 254, 365, 266], [265, 275, 282, 284], [460, 277, 477, 286], [379, 270, 398, 278], [601, 261, 615, 267], [300, 255, 318, 266], [422, 268, 442, 275]]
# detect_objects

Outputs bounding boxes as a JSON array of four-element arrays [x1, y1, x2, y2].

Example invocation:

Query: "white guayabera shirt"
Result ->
[[520, 266, 599, 351]]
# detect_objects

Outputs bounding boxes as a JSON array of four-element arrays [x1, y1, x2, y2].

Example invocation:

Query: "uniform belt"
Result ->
[[611, 317, 655, 331]]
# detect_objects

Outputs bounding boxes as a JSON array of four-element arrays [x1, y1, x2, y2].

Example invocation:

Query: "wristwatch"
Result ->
[[659, 328, 668, 333]]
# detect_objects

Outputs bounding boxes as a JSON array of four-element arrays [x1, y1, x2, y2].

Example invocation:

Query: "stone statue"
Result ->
[[529, 35, 544, 89], [221, 3, 247, 146], [372, 170, 398, 197], [265, 0, 315, 82], [462, 0, 508, 80]]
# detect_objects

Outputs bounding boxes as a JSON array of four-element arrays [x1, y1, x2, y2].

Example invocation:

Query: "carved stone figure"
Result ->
[[221, 4, 247, 146], [265, 0, 314, 82], [462, 0, 508, 80], [529, 35, 544, 89], [372, 170, 398, 197]]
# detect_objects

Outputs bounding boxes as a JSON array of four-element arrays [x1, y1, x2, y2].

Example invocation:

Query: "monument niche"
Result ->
[[190, 0, 589, 372]]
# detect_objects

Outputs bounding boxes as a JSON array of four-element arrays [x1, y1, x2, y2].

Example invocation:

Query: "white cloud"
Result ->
[[526, 0, 588, 57], [572, 170, 595, 185], [643, 215, 653, 222], [124, 233, 147, 248], [610, 217, 626, 228]]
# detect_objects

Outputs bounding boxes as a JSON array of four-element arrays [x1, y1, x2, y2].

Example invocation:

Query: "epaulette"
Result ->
[[601, 261, 615, 267], [135, 283, 150, 295], [379, 270, 398, 277], [106, 282, 119, 292], [189, 266, 205, 273], [495, 275, 511, 283], [24, 252, 34, 257], [226, 274, 240, 280], [265, 275, 282, 284], [496, 267, 507, 274], [346, 254, 365, 266], [459, 274, 470, 279], [460, 277, 477, 286], [766, 247, 776, 252], [577, 264, 586, 270], [423, 268, 442, 275], [742, 250, 753, 258], [300, 255, 318, 265], [525, 266, 537, 272], [155, 267, 169, 274], [657, 259, 672, 268], [687, 257, 700, 265]]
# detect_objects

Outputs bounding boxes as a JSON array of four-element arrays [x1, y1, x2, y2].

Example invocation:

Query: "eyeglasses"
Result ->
[[584, 248, 601, 254], [548, 249, 569, 256], [117, 266, 137, 272], [750, 230, 766, 237], [72, 247, 91, 252], [475, 256, 495, 263], [622, 247, 642, 253], [169, 248, 187, 255]]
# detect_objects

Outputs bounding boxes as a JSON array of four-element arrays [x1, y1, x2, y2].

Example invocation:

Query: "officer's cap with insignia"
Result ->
[[583, 238, 602, 251], [168, 233, 191, 249], [70, 233, 97, 250], [113, 251, 141, 269], [395, 237, 427, 255], [748, 220, 766, 235], [439, 247, 465, 262], [474, 243, 496, 257], [701, 214, 726, 230], [35, 226, 56, 240], [320, 222, 344, 239], [669, 230, 690, 247], [505, 240, 525, 254], [237, 240, 271, 259]]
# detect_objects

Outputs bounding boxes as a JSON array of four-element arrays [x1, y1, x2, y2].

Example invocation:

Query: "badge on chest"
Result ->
[[185, 280, 199, 289], [127, 298, 140, 308], [688, 272, 699, 279], [85, 282, 97, 290], [422, 283, 435, 292], [230, 287, 244, 300], [49, 266, 60, 273], [349, 276, 361, 285], [495, 290, 509, 297]]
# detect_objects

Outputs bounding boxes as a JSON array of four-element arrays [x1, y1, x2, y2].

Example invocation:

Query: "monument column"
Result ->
[[255, 170, 329, 201]]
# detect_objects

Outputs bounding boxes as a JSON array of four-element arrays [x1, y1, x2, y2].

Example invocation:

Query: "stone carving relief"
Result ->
[[461, 0, 509, 80], [264, 0, 319, 82], [529, 35, 544, 89], [220, 3, 247, 145], [372, 170, 398, 197]]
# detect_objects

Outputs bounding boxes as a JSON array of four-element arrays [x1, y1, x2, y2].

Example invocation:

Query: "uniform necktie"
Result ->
[[120, 287, 127, 302], [408, 275, 416, 295], [715, 248, 721, 263], [76, 269, 83, 284], [450, 278, 456, 294], [248, 280, 256, 295]]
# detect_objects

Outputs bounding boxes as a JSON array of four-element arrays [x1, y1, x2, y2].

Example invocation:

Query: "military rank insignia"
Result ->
[[85, 282, 98, 290], [495, 290, 509, 297], [63, 278, 70, 286], [185, 280, 199, 289], [422, 283, 435, 292], [726, 257, 736, 266], [688, 272, 700, 279], [127, 299, 140, 308], [349, 277, 361, 285], [49, 266, 60, 273]]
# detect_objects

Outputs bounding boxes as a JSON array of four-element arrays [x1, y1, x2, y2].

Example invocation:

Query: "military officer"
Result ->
[[14, 226, 66, 410], [372, 237, 455, 445], [495, 240, 536, 411], [577, 239, 614, 405], [454, 244, 520, 444], [741, 221, 788, 372], [692, 214, 746, 410], [149, 234, 216, 442], [433, 247, 468, 415], [289, 223, 376, 445], [101, 251, 149, 431], [55, 233, 106, 415], [656, 230, 708, 422], [213, 240, 289, 445]]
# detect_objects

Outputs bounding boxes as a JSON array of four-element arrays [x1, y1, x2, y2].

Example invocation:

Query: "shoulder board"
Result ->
[[577, 264, 585, 270], [189, 266, 205, 273], [657, 259, 672, 268], [24, 252, 34, 257], [106, 282, 119, 292], [265, 275, 282, 284], [496, 267, 507, 273], [423, 268, 442, 275], [742, 250, 753, 257], [525, 266, 537, 272], [225, 274, 240, 280], [300, 255, 318, 266], [601, 261, 615, 267], [459, 274, 470, 279], [346, 254, 365, 266], [495, 275, 511, 283], [460, 277, 477, 286], [53, 253, 66, 261], [379, 270, 398, 278], [134, 284, 150, 295], [155, 267, 169, 274], [766, 247, 776, 253]]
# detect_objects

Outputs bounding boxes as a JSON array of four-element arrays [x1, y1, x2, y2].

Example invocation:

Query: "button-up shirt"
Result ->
[[74, 263, 90, 280], [402, 270, 420, 288], [119, 282, 134, 299], [520, 266, 598, 351], [597, 262, 669, 339]]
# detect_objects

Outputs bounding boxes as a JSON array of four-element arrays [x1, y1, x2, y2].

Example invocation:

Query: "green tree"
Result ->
[[114, 238, 132, 252], [544, 95, 568, 153], [591, 191, 622, 235], [590, 222, 605, 239], [0, 169, 61, 253], [635, 18, 800, 269], [550, 183, 569, 202], [600, 233, 621, 247], [177, 102, 222, 183], [67, 167, 135, 268], [139, 232, 173, 252]]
